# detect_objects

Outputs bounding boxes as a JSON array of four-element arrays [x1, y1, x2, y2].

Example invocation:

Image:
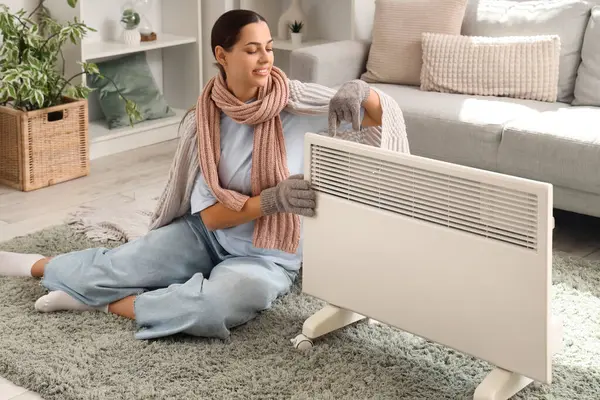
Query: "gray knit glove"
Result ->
[[328, 79, 370, 133], [260, 174, 316, 217]]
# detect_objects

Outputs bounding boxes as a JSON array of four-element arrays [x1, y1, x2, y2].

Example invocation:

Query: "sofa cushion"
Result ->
[[369, 84, 568, 171], [573, 6, 600, 106], [461, 0, 592, 104], [360, 0, 468, 86], [497, 107, 600, 195], [420, 33, 561, 102]]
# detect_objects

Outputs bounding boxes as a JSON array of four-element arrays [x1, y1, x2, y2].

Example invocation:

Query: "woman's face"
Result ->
[[217, 21, 274, 89]]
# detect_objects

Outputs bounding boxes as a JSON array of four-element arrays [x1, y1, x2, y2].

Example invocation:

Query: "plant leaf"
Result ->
[[3, 71, 19, 84], [33, 89, 44, 108], [67, 0, 78, 8], [71, 85, 92, 99], [0, 84, 9, 103], [80, 61, 100, 76], [7, 84, 17, 100], [125, 98, 142, 126]]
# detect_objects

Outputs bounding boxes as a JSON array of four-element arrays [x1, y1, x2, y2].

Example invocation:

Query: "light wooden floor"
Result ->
[[2, 140, 600, 399], [0, 140, 178, 243]]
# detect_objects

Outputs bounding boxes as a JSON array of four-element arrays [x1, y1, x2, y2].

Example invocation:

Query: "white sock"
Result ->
[[34, 290, 109, 313], [0, 251, 45, 277]]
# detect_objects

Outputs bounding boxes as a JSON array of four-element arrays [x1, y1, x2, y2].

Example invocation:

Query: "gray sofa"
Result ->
[[289, 39, 600, 219]]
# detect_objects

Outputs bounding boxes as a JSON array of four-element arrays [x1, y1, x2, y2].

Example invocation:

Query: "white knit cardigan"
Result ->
[[148, 79, 410, 232]]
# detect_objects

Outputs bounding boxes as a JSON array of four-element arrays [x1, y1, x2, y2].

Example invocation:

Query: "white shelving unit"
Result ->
[[43, 0, 373, 159], [82, 33, 197, 60], [46, 0, 202, 160]]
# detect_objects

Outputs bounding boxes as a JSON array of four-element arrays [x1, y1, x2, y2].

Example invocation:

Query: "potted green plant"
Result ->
[[120, 6, 141, 45], [289, 20, 304, 46], [0, 0, 141, 191]]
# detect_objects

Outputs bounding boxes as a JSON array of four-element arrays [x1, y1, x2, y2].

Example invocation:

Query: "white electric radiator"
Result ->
[[293, 133, 562, 400]]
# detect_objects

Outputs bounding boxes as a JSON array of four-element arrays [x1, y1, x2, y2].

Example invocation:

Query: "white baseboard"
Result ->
[[90, 123, 180, 160], [89, 109, 185, 160]]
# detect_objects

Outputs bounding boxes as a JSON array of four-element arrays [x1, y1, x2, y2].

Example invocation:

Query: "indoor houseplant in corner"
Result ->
[[0, 0, 141, 192]]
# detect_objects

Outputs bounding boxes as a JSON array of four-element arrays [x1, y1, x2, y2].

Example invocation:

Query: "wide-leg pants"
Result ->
[[41, 213, 297, 340]]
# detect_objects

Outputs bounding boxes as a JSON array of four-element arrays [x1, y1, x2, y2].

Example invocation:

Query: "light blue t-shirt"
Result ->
[[191, 107, 364, 268]]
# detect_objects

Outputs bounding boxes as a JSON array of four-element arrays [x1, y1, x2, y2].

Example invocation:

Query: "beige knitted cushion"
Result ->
[[361, 0, 468, 86], [420, 33, 561, 103]]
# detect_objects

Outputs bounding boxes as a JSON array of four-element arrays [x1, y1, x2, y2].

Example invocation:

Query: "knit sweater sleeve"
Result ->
[[285, 79, 410, 154], [149, 109, 199, 231], [285, 79, 336, 115]]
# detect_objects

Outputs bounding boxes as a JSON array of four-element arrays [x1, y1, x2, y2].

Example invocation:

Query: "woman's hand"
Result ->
[[329, 79, 383, 132], [201, 175, 316, 231], [260, 174, 316, 217], [328, 79, 371, 133]]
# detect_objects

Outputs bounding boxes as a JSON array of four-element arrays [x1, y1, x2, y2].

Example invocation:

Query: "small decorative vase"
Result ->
[[291, 32, 302, 46], [123, 29, 141, 45], [278, 0, 306, 40]]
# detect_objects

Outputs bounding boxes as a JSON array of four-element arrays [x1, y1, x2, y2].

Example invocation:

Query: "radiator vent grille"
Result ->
[[310, 145, 539, 250]]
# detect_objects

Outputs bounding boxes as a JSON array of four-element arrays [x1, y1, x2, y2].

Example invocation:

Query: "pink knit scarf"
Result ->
[[196, 66, 300, 253]]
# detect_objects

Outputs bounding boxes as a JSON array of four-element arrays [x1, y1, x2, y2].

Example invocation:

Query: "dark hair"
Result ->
[[211, 9, 267, 77], [179, 9, 268, 131]]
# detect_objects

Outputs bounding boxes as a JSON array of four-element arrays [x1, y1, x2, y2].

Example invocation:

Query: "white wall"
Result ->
[[201, 0, 239, 84], [4, 0, 37, 12], [353, 0, 375, 41], [278, 0, 375, 41], [298, 0, 352, 41], [241, 0, 282, 33]]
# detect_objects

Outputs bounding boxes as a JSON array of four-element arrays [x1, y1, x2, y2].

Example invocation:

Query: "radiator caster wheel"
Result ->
[[291, 334, 313, 350]]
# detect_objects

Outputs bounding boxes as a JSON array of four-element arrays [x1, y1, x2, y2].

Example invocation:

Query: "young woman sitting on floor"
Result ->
[[0, 9, 407, 340]]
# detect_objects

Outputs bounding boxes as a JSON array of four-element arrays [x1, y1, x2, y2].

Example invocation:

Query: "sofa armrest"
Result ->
[[289, 40, 371, 87]]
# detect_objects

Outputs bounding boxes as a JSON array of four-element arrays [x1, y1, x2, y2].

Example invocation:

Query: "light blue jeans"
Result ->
[[41, 213, 297, 340]]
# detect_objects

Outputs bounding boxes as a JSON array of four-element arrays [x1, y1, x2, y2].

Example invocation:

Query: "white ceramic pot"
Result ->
[[291, 32, 302, 46], [122, 29, 141, 45]]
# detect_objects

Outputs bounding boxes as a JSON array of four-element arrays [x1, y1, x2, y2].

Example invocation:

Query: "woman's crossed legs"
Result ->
[[3, 213, 295, 340]]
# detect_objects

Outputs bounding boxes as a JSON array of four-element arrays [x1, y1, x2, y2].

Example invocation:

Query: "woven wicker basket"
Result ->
[[0, 97, 89, 192]]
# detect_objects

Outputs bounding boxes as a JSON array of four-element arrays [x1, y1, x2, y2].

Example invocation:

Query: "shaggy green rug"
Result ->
[[1, 225, 599, 399]]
